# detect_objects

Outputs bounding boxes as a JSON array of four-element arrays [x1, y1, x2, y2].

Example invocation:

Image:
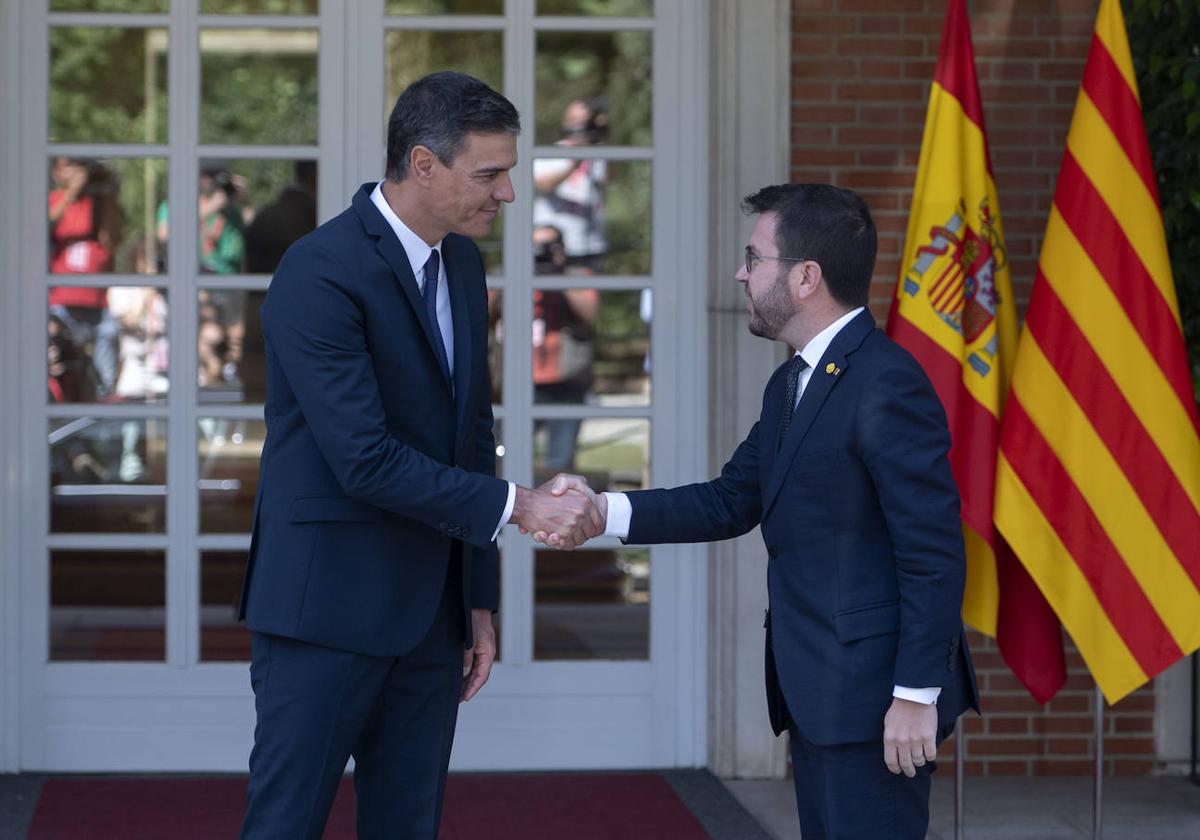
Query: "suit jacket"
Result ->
[[238, 183, 509, 657], [625, 310, 980, 746]]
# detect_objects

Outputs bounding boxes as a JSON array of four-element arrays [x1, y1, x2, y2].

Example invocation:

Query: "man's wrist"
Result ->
[[893, 685, 940, 705]]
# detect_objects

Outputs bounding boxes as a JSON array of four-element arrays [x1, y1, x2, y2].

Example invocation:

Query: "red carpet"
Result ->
[[28, 773, 714, 839]]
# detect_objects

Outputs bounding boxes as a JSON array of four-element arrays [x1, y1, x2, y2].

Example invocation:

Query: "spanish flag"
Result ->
[[994, 0, 1200, 704], [887, 0, 1066, 701]]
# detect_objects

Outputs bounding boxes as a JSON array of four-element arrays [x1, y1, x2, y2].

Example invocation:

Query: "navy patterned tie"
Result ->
[[777, 355, 809, 449], [422, 249, 451, 384]]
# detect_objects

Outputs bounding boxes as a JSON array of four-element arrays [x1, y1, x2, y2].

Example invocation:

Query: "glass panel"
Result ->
[[532, 289, 650, 406], [199, 290, 267, 403], [487, 288, 503, 403], [532, 417, 648, 490], [535, 31, 651, 146], [52, 0, 169, 11], [49, 27, 168, 144], [48, 157, 168, 275], [532, 159, 650, 275], [385, 31, 504, 270], [386, 0, 502, 13], [200, 29, 318, 145], [534, 547, 648, 660], [201, 0, 318, 12], [537, 0, 651, 15], [50, 418, 167, 532], [50, 550, 165, 661], [199, 418, 265, 533], [48, 287, 169, 404], [201, 551, 251, 661]]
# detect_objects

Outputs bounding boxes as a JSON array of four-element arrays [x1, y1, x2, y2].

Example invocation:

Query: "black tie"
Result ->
[[778, 355, 809, 449], [422, 249, 451, 384]]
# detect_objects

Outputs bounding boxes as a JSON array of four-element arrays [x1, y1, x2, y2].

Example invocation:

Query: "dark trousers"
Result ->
[[241, 563, 465, 840], [788, 723, 936, 840]]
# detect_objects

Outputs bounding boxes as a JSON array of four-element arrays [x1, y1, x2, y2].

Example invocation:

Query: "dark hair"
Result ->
[[386, 71, 520, 181], [741, 183, 876, 308]]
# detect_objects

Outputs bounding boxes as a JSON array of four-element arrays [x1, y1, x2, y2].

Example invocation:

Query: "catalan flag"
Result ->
[[887, 0, 1065, 701], [994, 0, 1200, 704]]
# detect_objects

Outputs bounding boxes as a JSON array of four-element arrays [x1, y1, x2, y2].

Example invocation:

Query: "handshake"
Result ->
[[511, 473, 608, 551]]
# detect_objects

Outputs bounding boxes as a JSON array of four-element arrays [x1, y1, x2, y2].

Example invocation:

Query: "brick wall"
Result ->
[[788, 0, 1160, 775]]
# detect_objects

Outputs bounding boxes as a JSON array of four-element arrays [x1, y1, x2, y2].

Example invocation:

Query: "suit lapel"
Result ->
[[442, 237, 475, 457]]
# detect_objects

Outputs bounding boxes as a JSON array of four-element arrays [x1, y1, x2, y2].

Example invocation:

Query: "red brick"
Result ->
[[858, 16, 901, 35], [1047, 738, 1091, 755], [837, 0, 924, 11], [1033, 716, 1094, 734], [793, 0, 834, 10], [1112, 693, 1155, 713], [790, 148, 856, 167], [985, 760, 1031, 776], [988, 717, 1030, 735], [974, 37, 1051, 58], [1034, 759, 1095, 776], [861, 59, 905, 78], [1112, 715, 1154, 734], [1111, 759, 1155, 775], [837, 125, 923, 146], [793, 15, 854, 34], [803, 105, 856, 123], [793, 34, 837, 55], [791, 81, 834, 101], [837, 38, 925, 58], [970, 737, 1044, 756], [791, 126, 835, 146]]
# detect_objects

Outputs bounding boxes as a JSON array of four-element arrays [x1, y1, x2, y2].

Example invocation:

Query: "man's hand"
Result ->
[[526, 474, 607, 547], [511, 477, 604, 550], [461, 609, 496, 702], [883, 697, 938, 777]]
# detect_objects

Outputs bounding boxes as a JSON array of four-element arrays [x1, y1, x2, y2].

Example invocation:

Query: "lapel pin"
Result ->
[[825, 362, 841, 376]]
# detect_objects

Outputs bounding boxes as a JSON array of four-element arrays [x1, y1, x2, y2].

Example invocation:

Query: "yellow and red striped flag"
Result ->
[[994, 0, 1200, 704], [887, 0, 1066, 701]]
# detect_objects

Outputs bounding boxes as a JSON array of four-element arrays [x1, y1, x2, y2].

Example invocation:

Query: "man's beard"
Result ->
[[748, 273, 796, 340]]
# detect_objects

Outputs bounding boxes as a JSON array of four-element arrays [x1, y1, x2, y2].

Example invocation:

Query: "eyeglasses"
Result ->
[[745, 245, 809, 275]]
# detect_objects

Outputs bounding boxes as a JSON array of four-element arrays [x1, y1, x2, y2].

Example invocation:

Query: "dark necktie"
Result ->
[[422, 249, 451, 384], [777, 355, 809, 449]]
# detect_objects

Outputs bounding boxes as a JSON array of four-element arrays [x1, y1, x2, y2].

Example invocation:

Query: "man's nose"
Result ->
[[495, 173, 515, 203]]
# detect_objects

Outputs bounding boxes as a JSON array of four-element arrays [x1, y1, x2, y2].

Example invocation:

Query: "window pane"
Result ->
[[386, 0, 502, 13], [534, 547, 648, 660], [198, 289, 266, 404], [49, 27, 168, 144], [201, 551, 251, 661], [532, 289, 650, 406], [201, 0, 318, 12], [52, 0, 169, 11], [536, 0, 651, 14], [50, 418, 167, 533], [200, 29, 318, 145], [48, 287, 169, 404], [50, 550, 165, 661], [532, 159, 650, 275], [199, 418, 265, 533], [48, 157, 168, 276], [535, 31, 651, 146], [487, 288, 503, 404], [533, 417, 648, 490]]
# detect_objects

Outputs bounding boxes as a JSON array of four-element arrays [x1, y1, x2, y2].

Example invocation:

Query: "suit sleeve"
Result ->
[[262, 243, 508, 551], [468, 256, 501, 611], [856, 357, 966, 689]]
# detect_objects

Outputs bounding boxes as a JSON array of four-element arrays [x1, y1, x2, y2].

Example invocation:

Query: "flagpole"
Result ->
[[1092, 682, 1104, 840], [954, 717, 964, 840]]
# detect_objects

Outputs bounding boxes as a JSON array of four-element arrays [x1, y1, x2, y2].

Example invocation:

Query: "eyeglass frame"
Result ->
[[744, 244, 810, 275]]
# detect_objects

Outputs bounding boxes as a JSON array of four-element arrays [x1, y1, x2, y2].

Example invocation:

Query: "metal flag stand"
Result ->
[[1092, 682, 1105, 840], [954, 716, 965, 840]]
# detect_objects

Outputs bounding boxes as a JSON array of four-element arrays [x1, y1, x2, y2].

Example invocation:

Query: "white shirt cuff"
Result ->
[[893, 685, 941, 705], [602, 492, 632, 539], [491, 481, 517, 542]]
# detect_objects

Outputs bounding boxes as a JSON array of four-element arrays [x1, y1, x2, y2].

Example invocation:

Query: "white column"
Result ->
[[707, 0, 792, 779]]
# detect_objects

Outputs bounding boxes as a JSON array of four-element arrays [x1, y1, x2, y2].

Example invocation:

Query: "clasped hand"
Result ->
[[512, 473, 607, 550]]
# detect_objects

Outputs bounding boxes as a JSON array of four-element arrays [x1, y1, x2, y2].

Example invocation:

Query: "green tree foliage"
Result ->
[[1124, 0, 1200, 397]]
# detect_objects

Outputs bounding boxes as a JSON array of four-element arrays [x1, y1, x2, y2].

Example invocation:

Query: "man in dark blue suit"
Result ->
[[238, 72, 603, 839], [549, 184, 980, 838]]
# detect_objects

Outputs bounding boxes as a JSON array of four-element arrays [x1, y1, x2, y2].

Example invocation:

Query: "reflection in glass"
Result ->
[[48, 287, 169, 404], [533, 289, 650, 406], [534, 548, 649, 660], [386, 30, 503, 270], [536, 31, 651, 146], [52, 0, 168, 11], [492, 418, 505, 479], [533, 417, 648, 491], [50, 27, 168, 144], [532, 159, 650, 275], [487, 288, 503, 403], [200, 29, 318, 145], [50, 418, 167, 533], [201, 0, 318, 12], [536, 0, 651, 14], [387, 0, 502, 12], [199, 290, 267, 404], [50, 550, 165, 661], [199, 418, 266, 533], [201, 551, 251, 661]]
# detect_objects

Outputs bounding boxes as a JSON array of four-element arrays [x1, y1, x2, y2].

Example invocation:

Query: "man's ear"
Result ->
[[410, 145, 437, 183], [791, 260, 822, 301]]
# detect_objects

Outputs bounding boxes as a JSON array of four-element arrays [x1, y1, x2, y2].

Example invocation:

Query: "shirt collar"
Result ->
[[370, 180, 442, 281], [795, 307, 866, 368]]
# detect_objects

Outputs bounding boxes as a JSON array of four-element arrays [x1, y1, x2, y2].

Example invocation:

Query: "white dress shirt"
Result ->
[[603, 306, 939, 705], [370, 182, 516, 542]]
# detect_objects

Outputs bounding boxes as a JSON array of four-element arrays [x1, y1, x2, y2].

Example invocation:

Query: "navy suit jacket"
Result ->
[[238, 184, 509, 657], [626, 310, 980, 746]]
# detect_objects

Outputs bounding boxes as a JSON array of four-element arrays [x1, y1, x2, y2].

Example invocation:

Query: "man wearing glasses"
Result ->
[[546, 183, 979, 838]]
